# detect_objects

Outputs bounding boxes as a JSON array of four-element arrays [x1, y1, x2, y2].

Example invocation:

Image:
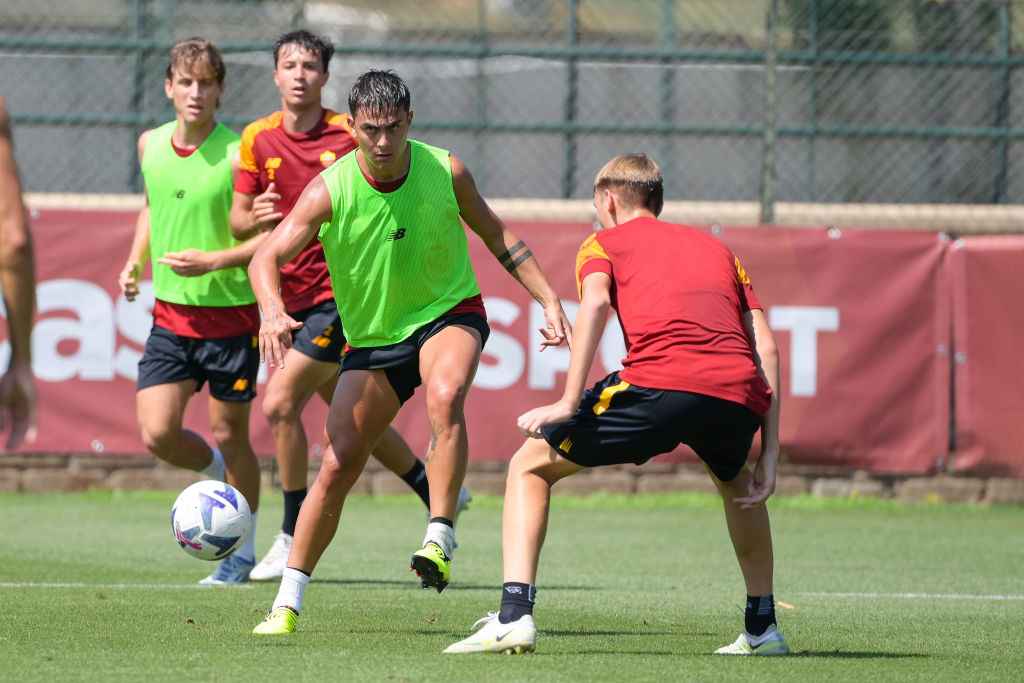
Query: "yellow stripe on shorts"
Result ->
[[593, 380, 631, 416]]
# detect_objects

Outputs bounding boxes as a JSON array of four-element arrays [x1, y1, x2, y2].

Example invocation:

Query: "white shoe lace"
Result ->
[[471, 611, 499, 630]]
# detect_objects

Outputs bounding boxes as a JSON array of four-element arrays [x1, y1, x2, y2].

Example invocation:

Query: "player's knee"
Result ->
[[209, 420, 250, 452], [261, 390, 299, 424], [425, 380, 469, 424], [138, 420, 184, 458], [318, 448, 363, 487]]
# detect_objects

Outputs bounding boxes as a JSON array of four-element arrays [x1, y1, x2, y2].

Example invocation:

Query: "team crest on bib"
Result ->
[[320, 150, 337, 167]]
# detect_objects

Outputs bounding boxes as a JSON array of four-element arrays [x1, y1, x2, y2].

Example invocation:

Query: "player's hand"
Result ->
[[0, 361, 38, 449], [517, 399, 576, 438], [157, 249, 217, 276], [251, 182, 283, 230], [258, 312, 303, 368], [537, 300, 573, 351], [733, 448, 778, 509], [118, 262, 142, 301]]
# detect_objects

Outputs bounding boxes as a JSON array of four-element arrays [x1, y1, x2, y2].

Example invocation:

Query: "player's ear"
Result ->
[[604, 189, 621, 225], [164, 78, 173, 99], [406, 110, 414, 126]]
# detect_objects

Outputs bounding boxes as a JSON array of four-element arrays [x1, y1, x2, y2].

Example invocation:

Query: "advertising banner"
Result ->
[[2, 210, 968, 475], [950, 235, 1024, 477]]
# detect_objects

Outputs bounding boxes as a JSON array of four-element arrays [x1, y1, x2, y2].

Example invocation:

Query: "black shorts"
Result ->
[[340, 312, 490, 405], [540, 372, 761, 482], [290, 299, 346, 363], [137, 326, 259, 403]]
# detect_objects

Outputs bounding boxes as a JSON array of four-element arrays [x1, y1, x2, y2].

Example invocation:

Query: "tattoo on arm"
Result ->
[[497, 240, 533, 273]]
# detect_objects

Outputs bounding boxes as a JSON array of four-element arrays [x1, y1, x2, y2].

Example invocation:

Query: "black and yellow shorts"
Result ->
[[290, 299, 347, 363], [137, 326, 259, 403], [540, 371, 761, 482], [341, 312, 489, 405]]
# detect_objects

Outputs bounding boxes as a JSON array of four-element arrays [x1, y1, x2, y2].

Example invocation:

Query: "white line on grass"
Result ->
[[0, 582, 254, 589], [801, 591, 1024, 601]]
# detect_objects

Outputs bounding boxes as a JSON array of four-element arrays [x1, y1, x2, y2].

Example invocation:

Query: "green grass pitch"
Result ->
[[2, 489, 1022, 681]]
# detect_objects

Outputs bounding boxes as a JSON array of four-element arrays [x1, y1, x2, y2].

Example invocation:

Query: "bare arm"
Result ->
[[229, 183, 283, 241], [0, 95, 35, 365], [734, 307, 781, 508], [518, 272, 611, 437], [119, 131, 153, 302], [0, 93, 37, 448], [249, 175, 332, 368], [451, 154, 572, 350]]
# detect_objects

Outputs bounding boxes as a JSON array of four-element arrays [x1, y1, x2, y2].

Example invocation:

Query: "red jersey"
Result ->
[[236, 109, 357, 311], [575, 217, 772, 415]]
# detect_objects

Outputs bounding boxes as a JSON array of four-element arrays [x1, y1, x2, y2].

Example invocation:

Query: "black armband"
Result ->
[[498, 240, 532, 273]]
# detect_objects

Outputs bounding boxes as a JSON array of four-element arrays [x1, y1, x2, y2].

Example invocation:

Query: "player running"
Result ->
[[118, 37, 263, 584]]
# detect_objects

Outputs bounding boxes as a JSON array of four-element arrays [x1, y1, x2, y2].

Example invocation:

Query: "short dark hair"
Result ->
[[273, 29, 333, 72], [348, 69, 411, 119], [594, 153, 664, 216]]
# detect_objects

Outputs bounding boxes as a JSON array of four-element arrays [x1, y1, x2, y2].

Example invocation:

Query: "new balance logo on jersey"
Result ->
[[265, 157, 282, 180], [174, 189, 186, 199], [386, 228, 407, 242]]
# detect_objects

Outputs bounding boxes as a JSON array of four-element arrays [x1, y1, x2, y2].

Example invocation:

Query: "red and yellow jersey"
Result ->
[[236, 109, 357, 312], [575, 216, 771, 414]]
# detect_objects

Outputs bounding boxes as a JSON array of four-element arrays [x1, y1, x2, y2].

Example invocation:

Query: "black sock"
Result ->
[[429, 516, 453, 528], [498, 582, 536, 623], [744, 595, 776, 637], [400, 460, 431, 508], [281, 488, 307, 536]]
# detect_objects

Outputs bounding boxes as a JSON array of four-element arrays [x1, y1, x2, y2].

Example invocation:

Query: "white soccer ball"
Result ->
[[171, 480, 252, 561]]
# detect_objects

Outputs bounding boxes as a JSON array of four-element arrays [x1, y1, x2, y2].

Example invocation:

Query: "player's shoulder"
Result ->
[[322, 109, 349, 130], [241, 111, 284, 144]]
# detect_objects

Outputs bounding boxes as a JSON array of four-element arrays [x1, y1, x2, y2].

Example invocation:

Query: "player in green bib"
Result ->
[[117, 38, 264, 585], [249, 70, 572, 636]]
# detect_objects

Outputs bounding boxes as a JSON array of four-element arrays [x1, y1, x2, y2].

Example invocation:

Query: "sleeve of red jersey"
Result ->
[[575, 234, 613, 300], [733, 256, 763, 311], [234, 122, 263, 196]]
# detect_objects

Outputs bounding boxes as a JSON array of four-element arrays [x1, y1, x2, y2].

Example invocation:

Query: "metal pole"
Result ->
[[994, 2, 1011, 203], [563, 0, 578, 199], [474, 0, 488, 193], [129, 0, 145, 193], [760, 0, 779, 223], [806, 0, 819, 201], [659, 0, 675, 189]]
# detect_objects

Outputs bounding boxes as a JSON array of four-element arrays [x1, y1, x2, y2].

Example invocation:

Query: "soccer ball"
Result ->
[[171, 480, 252, 561]]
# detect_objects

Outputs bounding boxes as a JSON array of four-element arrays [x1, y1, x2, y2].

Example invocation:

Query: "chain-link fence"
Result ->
[[2, 0, 1023, 216]]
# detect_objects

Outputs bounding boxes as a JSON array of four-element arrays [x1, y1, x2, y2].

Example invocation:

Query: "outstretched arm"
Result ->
[[451, 154, 572, 350], [249, 175, 332, 368], [518, 272, 610, 437], [733, 307, 781, 509], [0, 93, 37, 448]]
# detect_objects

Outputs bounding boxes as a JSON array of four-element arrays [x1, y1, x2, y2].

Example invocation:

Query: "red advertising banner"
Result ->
[[950, 235, 1024, 477], [0, 209, 977, 475]]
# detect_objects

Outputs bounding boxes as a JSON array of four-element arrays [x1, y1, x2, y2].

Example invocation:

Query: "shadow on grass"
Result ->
[[786, 650, 928, 659]]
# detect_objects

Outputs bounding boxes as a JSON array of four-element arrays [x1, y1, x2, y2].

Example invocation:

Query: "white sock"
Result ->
[[273, 567, 311, 613], [236, 511, 257, 562], [200, 447, 226, 481], [424, 522, 454, 559]]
